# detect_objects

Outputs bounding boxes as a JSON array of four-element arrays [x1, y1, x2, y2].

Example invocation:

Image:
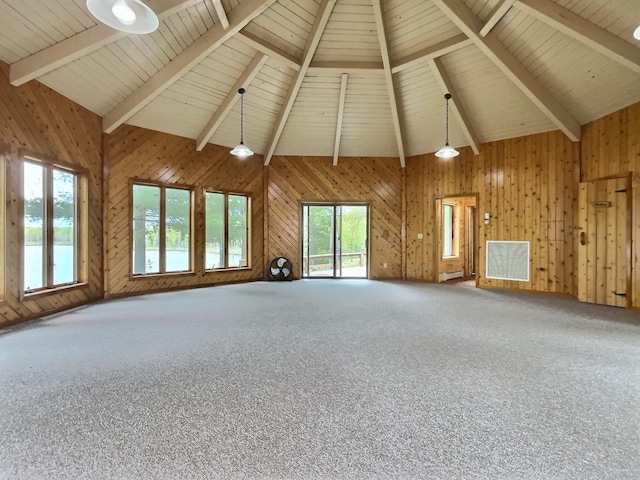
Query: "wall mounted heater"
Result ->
[[441, 270, 464, 281], [486, 241, 530, 282]]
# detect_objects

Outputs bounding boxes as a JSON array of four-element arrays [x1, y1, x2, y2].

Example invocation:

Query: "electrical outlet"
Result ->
[[417, 233, 423, 239], [383, 263, 388, 268]]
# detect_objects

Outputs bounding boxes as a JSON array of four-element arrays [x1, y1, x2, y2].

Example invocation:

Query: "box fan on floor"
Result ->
[[269, 257, 293, 281]]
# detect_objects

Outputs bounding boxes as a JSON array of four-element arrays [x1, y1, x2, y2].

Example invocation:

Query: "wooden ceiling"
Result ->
[[1, 0, 640, 165]]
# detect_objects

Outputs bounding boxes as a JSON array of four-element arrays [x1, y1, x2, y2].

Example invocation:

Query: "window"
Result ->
[[443, 203, 456, 258], [23, 159, 81, 292], [205, 191, 250, 269], [132, 183, 192, 275]]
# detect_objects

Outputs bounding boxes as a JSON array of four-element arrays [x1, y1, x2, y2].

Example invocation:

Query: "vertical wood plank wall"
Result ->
[[267, 156, 403, 279], [581, 102, 640, 308], [103, 126, 266, 297], [0, 62, 103, 327], [406, 131, 580, 295]]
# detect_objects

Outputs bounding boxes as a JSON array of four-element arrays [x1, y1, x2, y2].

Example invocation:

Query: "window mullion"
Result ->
[[73, 175, 79, 283], [245, 197, 251, 268], [160, 187, 167, 273], [45, 166, 54, 287], [224, 194, 229, 269], [189, 190, 194, 272]]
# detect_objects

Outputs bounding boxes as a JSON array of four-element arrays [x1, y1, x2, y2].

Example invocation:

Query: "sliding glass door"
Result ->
[[302, 204, 368, 278]]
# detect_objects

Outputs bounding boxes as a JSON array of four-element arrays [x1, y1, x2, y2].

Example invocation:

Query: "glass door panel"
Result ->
[[335, 205, 342, 277], [303, 205, 335, 277], [302, 204, 368, 278], [339, 205, 368, 278]]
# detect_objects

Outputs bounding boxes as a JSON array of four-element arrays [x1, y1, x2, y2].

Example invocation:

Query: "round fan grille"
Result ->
[[269, 257, 293, 281]]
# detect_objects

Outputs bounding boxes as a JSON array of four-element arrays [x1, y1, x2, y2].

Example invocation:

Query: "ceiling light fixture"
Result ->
[[435, 93, 459, 159], [230, 88, 254, 158], [86, 0, 159, 34], [112, 0, 136, 25], [634, 26, 640, 40]]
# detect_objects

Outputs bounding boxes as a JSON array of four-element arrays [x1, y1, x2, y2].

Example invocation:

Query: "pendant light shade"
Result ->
[[231, 88, 254, 158], [230, 143, 254, 157], [435, 144, 459, 158], [86, 0, 159, 34], [435, 93, 459, 159], [634, 26, 640, 40]]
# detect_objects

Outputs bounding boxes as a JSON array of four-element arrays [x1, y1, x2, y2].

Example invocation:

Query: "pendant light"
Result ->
[[230, 88, 254, 158], [634, 25, 640, 40], [86, 0, 159, 34], [435, 93, 459, 159]]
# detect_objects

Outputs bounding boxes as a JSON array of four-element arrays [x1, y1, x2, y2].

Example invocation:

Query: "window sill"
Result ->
[[22, 282, 89, 301], [130, 271, 196, 280], [205, 267, 252, 273], [442, 255, 459, 260]]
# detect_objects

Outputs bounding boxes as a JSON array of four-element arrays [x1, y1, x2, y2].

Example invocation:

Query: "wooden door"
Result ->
[[578, 177, 628, 307]]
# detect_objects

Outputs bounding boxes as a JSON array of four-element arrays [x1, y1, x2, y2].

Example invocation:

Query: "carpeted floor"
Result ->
[[1, 280, 639, 479]]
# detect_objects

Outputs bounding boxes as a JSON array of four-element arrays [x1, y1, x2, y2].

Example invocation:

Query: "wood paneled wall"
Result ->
[[0, 62, 103, 327], [104, 125, 265, 297], [581, 102, 640, 182], [2, 53, 639, 325], [406, 131, 580, 295], [581, 101, 640, 308], [267, 156, 403, 279]]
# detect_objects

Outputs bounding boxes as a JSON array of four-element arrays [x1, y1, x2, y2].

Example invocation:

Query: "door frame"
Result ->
[[434, 193, 479, 286], [300, 202, 370, 279]]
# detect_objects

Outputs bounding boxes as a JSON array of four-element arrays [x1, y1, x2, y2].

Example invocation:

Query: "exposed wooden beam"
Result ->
[[432, 0, 581, 141], [372, 0, 406, 167], [516, 0, 640, 74], [309, 61, 383, 74], [196, 53, 268, 151], [391, 34, 472, 74], [479, 0, 516, 37], [11, 25, 124, 87], [308, 66, 382, 75], [429, 57, 480, 154], [333, 74, 348, 166], [10, 0, 201, 86], [212, 0, 230, 30], [103, 0, 277, 134], [236, 31, 301, 71], [263, 0, 336, 165]]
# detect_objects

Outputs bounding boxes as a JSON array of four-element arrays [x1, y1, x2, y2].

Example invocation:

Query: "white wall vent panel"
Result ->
[[486, 241, 530, 282]]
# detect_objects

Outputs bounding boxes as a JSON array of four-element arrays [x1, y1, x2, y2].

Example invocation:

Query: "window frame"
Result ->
[[0, 146, 6, 302], [130, 180, 194, 277], [442, 202, 458, 259], [203, 188, 251, 271], [20, 151, 88, 297]]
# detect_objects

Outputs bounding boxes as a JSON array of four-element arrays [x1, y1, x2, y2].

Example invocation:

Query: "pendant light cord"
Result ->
[[445, 93, 451, 146], [240, 91, 245, 144], [230, 87, 253, 157], [435, 93, 459, 158]]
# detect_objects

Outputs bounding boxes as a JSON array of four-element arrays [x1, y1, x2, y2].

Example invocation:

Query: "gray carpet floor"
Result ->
[[1, 280, 639, 479]]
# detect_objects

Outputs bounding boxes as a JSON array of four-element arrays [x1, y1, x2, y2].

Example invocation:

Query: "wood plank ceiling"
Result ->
[[1, 0, 639, 166]]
